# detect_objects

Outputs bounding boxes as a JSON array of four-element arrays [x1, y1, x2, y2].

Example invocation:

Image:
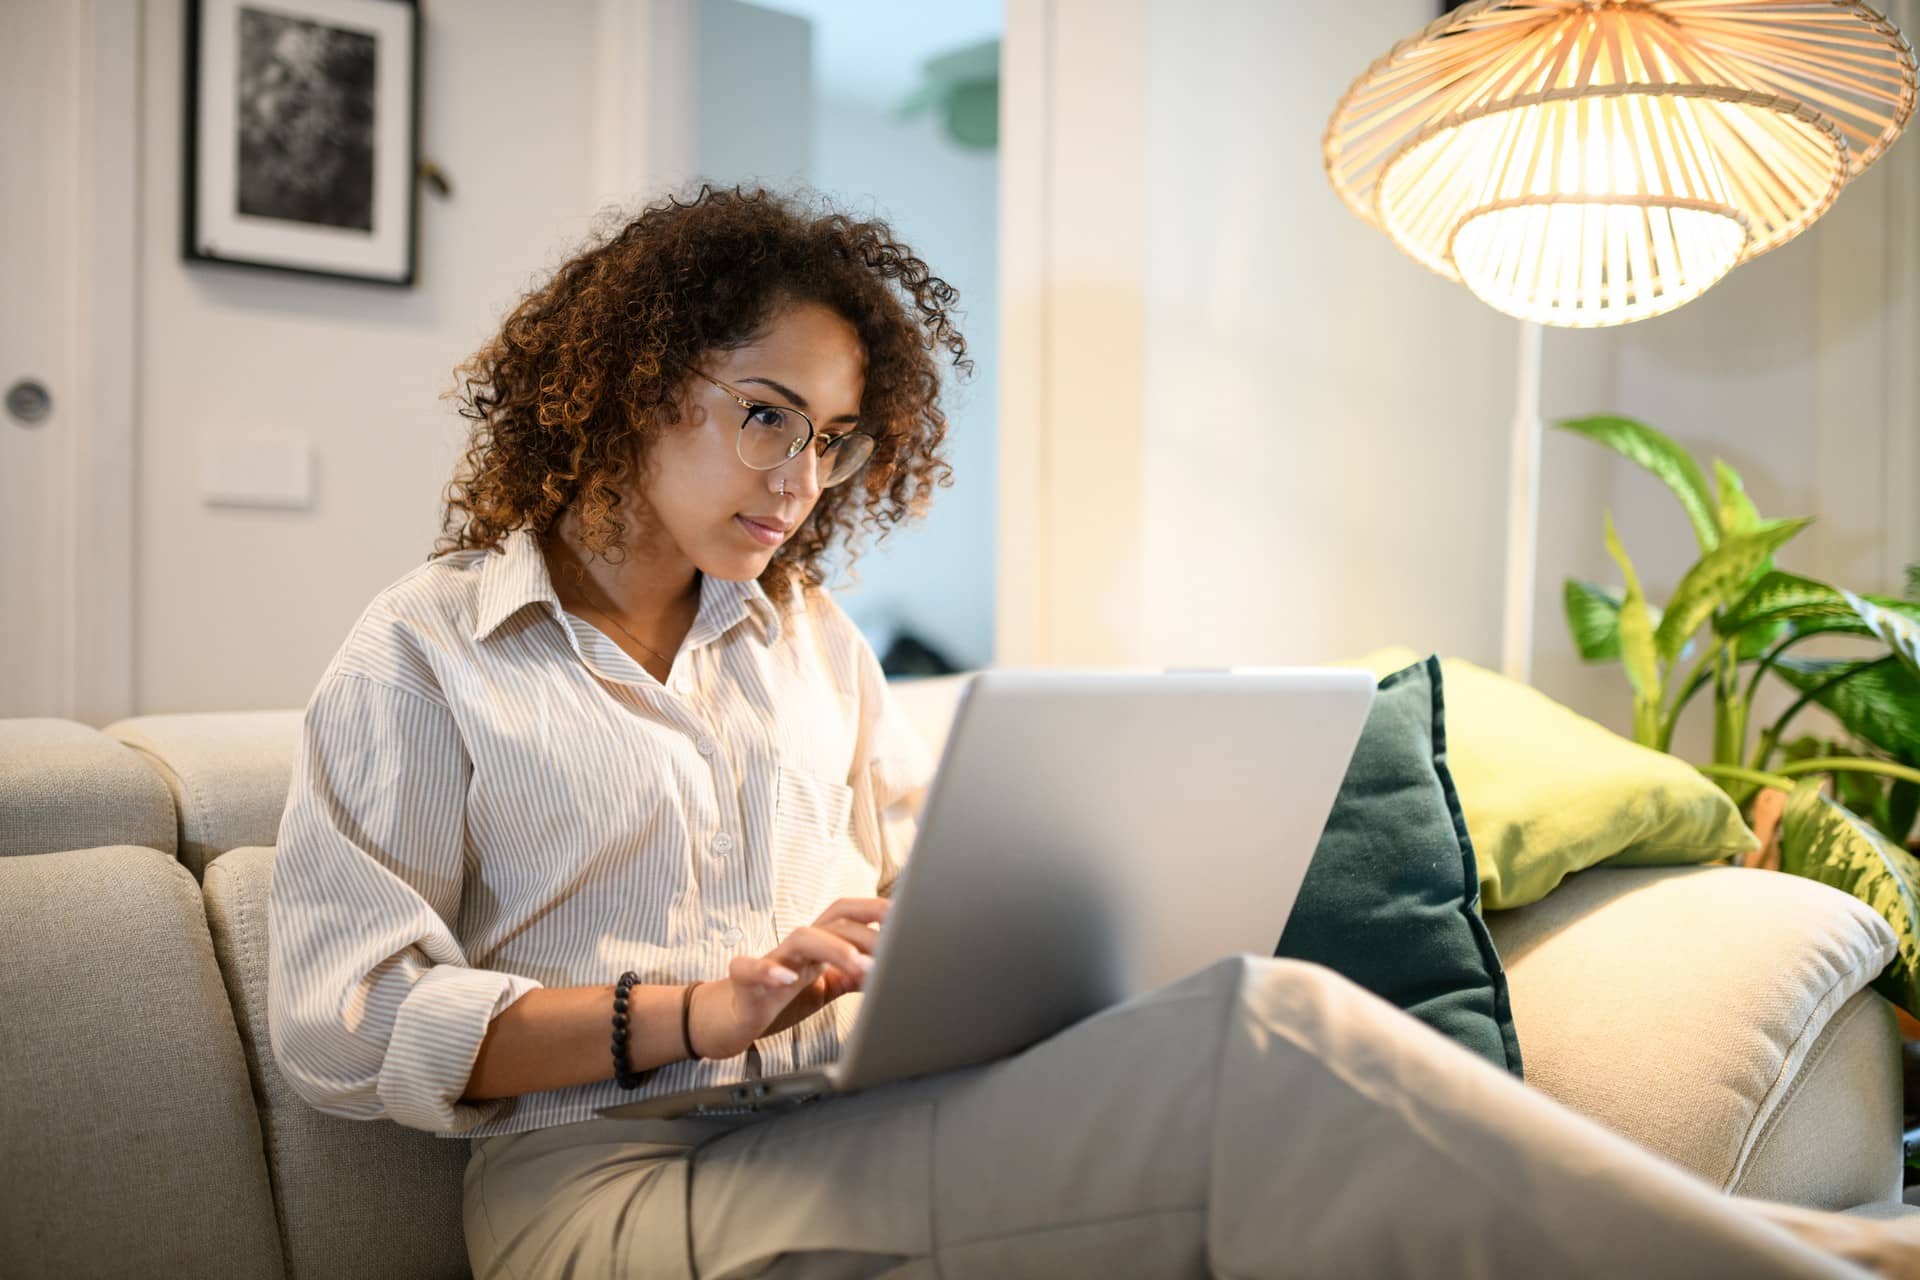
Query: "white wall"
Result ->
[[810, 100, 1000, 670], [136, 0, 605, 713], [1140, 0, 1570, 673], [996, 0, 1618, 693], [1006, 0, 1915, 748], [697, 0, 811, 189]]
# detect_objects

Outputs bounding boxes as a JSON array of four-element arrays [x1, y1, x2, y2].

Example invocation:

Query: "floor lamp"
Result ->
[[1505, 320, 1544, 684], [1324, 0, 1916, 684]]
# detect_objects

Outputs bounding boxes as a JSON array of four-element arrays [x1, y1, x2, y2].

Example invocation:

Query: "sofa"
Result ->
[[0, 675, 1910, 1278]]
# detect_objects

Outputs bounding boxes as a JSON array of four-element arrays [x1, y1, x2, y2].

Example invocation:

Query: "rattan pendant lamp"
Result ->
[[1327, 0, 1916, 327], [1323, 0, 1916, 678]]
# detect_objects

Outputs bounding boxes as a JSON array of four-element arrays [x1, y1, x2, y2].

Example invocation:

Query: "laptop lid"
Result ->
[[831, 667, 1374, 1092]]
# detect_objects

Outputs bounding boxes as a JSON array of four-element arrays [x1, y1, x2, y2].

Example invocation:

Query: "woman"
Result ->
[[269, 187, 1909, 1279]]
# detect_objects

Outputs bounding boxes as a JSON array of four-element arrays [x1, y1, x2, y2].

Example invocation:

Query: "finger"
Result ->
[[730, 954, 804, 994], [818, 967, 861, 1002], [772, 926, 872, 982], [817, 916, 881, 956], [813, 897, 890, 928]]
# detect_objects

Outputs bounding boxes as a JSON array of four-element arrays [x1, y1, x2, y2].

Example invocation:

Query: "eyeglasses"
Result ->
[[691, 369, 875, 488]]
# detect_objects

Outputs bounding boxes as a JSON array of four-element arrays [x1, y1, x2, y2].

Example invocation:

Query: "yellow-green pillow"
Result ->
[[1348, 649, 1758, 910]]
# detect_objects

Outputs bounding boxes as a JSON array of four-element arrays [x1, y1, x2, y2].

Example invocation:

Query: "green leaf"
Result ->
[[1720, 571, 1920, 643], [1781, 735, 1841, 767], [1841, 588, 1920, 680], [1714, 458, 1763, 535], [1734, 618, 1791, 661], [1838, 767, 1886, 817], [1775, 657, 1920, 764], [1604, 512, 1662, 744], [1907, 563, 1920, 603], [1565, 580, 1624, 662], [1781, 780, 1920, 1016], [1721, 572, 1851, 635], [1713, 459, 1778, 659], [1557, 416, 1720, 553], [1888, 780, 1920, 848], [1563, 580, 1664, 664], [1655, 519, 1812, 666]]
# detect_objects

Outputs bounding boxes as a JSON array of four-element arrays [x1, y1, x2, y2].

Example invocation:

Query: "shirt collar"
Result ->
[[472, 529, 560, 642], [471, 528, 783, 648], [691, 573, 783, 648]]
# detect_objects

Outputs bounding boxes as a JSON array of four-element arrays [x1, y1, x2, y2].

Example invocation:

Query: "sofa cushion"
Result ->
[[0, 719, 175, 858], [1355, 650, 1758, 909], [1276, 656, 1522, 1075], [106, 711, 302, 878], [1487, 865, 1901, 1207], [0, 845, 283, 1277], [885, 673, 972, 758], [203, 847, 469, 1279]]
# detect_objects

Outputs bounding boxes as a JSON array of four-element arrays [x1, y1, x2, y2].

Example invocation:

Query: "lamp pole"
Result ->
[[1502, 319, 1544, 684]]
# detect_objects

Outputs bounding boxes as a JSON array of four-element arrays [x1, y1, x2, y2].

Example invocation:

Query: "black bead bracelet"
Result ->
[[612, 970, 645, 1089], [612, 971, 703, 1090]]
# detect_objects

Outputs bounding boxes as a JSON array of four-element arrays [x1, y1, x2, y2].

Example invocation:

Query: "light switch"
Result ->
[[200, 430, 313, 509]]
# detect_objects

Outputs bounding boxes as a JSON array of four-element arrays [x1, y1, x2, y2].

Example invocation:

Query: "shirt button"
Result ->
[[712, 832, 735, 855], [696, 738, 717, 757], [721, 926, 745, 949]]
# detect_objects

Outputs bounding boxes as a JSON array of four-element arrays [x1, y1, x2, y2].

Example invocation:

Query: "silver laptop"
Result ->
[[596, 667, 1374, 1120]]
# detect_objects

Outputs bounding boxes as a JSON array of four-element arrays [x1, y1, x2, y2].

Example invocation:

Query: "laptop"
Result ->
[[596, 667, 1374, 1120]]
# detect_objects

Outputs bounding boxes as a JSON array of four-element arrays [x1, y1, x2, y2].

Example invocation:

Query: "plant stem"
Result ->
[[1697, 762, 1795, 791], [1661, 643, 1722, 753], [1771, 756, 1920, 788], [1744, 631, 1802, 708], [1748, 654, 1899, 773]]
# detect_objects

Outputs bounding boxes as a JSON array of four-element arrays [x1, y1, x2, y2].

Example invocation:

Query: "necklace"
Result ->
[[572, 599, 678, 672]]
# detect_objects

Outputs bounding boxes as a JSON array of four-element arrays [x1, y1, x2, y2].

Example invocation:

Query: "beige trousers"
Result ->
[[464, 956, 1873, 1280]]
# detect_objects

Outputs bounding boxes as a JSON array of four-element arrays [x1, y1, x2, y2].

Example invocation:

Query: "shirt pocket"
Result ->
[[771, 764, 875, 930]]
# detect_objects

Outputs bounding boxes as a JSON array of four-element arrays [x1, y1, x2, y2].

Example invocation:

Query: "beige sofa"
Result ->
[[0, 677, 1909, 1278]]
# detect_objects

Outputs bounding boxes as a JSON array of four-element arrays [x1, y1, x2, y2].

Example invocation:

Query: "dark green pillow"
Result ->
[[1274, 655, 1523, 1076]]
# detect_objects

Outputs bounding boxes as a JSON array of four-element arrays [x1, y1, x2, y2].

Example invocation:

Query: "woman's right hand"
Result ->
[[689, 897, 889, 1061]]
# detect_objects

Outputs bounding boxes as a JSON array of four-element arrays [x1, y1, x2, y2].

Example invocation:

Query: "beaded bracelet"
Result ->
[[612, 972, 702, 1089]]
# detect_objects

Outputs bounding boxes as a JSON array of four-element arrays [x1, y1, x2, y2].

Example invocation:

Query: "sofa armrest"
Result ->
[[1486, 864, 1903, 1210]]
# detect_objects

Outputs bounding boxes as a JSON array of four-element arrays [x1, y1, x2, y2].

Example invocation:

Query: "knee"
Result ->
[[1212, 955, 1383, 1045], [1215, 954, 1362, 1003]]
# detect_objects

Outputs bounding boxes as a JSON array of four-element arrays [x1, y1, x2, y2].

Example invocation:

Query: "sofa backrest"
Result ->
[[0, 719, 175, 860], [0, 676, 977, 1278], [99, 676, 975, 881], [106, 712, 301, 879], [0, 845, 284, 1278]]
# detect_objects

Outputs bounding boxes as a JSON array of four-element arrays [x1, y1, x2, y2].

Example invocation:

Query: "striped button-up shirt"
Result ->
[[267, 528, 934, 1137]]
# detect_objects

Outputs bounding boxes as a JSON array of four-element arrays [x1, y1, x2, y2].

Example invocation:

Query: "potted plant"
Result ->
[[1558, 415, 1920, 1028]]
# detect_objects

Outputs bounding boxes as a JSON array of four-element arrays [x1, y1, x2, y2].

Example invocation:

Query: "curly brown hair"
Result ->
[[437, 184, 968, 602]]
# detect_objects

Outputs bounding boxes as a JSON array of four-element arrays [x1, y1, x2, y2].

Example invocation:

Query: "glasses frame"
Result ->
[[691, 369, 874, 487]]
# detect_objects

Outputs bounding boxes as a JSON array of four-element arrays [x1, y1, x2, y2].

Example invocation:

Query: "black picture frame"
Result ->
[[182, 0, 421, 288]]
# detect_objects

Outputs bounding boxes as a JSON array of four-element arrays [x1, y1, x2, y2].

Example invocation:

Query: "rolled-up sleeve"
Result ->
[[268, 672, 543, 1134], [847, 648, 936, 897]]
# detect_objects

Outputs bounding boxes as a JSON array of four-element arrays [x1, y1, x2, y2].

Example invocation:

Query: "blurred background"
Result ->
[[4, 0, 1916, 769]]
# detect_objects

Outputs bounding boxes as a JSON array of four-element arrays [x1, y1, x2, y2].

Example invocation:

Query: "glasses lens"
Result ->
[[736, 405, 809, 471], [822, 433, 875, 486]]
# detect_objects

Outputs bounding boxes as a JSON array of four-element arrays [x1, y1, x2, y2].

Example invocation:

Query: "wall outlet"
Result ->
[[200, 430, 313, 509]]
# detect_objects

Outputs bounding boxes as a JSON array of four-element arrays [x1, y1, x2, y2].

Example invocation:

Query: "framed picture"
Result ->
[[183, 0, 421, 287]]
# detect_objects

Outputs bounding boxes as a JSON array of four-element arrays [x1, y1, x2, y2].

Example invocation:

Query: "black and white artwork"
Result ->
[[184, 0, 419, 286]]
